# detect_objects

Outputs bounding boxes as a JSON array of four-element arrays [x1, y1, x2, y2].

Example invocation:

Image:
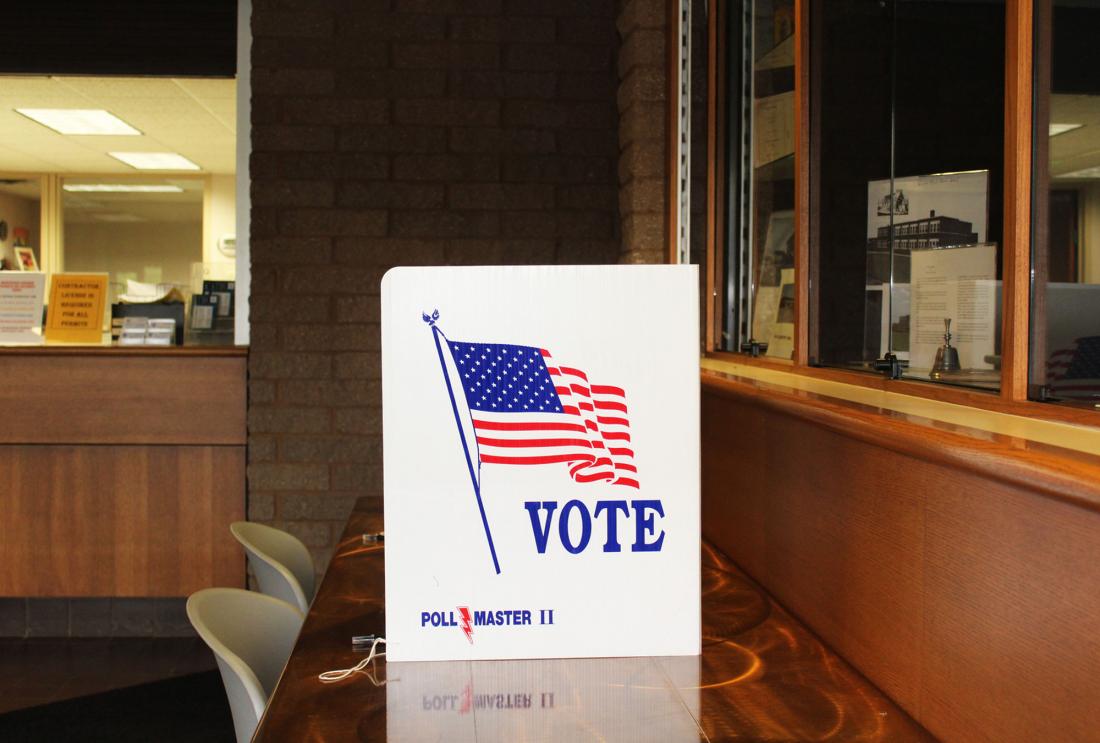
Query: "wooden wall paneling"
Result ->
[[703, 392, 925, 711], [0, 353, 246, 445], [701, 376, 1100, 742], [701, 399, 767, 575], [1001, 0, 1034, 401], [921, 480, 1100, 742], [0, 445, 245, 597], [171, 446, 246, 593]]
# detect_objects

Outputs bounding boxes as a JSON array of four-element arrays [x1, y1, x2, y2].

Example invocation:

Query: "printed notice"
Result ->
[[754, 91, 795, 167], [765, 268, 796, 359], [45, 273, 108, 344], [910, 244, 997, 371], [0, 271, 46, 345]]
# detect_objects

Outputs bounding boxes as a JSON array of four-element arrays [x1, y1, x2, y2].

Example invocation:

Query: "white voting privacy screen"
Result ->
[[381, 265, 700, 662]]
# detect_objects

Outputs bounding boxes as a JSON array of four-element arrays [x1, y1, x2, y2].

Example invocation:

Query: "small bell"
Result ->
[[930, 318, 961, 379]]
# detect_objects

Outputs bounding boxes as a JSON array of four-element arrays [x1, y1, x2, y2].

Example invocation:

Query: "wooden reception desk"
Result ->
[[0, 346, 247, 597]]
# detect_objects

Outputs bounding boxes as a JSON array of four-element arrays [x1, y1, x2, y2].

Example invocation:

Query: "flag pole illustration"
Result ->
[[424, 309, 639, 575], [424, 309, 501, 575]]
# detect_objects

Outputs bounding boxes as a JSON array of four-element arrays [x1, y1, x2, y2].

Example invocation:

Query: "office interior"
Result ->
[[1, 1, 1099, 741]]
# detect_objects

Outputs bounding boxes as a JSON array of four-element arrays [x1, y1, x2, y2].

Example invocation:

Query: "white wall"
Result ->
[[235, 0, 252, 345], [204, 173, 237, 281], [1080, 183, 1100, 284], [0, 192, 41, 269], [64, 221, 202, 303]]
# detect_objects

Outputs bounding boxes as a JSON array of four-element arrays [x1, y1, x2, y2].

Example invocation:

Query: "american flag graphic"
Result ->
[[1047, 336, 1100, 400], [447, 340, 639, 489]]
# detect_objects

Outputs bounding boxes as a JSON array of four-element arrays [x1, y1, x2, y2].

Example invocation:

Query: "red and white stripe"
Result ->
[[1047, 348, 1075, 381], [469, 348, 639, 489], [1048, 346, 1100, 396]]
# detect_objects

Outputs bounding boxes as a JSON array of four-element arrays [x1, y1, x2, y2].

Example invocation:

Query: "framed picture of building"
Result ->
[[866, 169, 989, 285], [863, 170, 989, 360]]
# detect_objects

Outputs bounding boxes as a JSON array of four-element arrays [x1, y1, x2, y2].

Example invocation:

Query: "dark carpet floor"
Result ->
[[0, 670, 235, 742]]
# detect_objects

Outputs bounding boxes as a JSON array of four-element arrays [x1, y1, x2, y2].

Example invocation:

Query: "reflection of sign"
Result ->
[[0, 272, 45, 345], [382, 266, 700, 662], [45, 273, 108, 344], [386, 655, 701, 741]]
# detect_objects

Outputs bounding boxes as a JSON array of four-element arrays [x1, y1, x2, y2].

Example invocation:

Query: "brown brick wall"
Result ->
[[616, 0, 667, 264], [248, 0, 625, 575]]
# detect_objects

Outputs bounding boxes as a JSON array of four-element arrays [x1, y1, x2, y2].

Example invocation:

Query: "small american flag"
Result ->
[[448, 339, 639, 489], [1047, 336, 1100, 400]]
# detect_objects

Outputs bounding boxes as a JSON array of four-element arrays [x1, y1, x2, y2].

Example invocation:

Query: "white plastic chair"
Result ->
[[230, 521, 316, 613], [186, 588, 304, 743]]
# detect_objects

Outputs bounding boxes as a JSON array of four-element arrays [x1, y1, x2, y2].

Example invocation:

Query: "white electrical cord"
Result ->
[[318, 637, 387, 683]]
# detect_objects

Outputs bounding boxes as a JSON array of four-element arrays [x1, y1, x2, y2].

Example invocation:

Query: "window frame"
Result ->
[[697, 0, 1100, 427]]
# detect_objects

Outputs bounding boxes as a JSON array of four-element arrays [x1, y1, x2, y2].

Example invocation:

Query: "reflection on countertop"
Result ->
[[255, 500, 933, 742]]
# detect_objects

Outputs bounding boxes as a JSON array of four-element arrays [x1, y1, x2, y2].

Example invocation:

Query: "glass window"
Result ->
[[0, 177, 42, 271], [0, 75, 237, 347], [813, 0, 1005, 391], [61, 175, 237, 345], [62, 177, 203, 304], [1030, 0, 1100, 409], [719, 0, 797, 359]]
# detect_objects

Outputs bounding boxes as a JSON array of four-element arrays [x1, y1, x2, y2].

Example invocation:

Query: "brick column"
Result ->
[[248, 0, 621, 575], [616, 0, 668, 264]]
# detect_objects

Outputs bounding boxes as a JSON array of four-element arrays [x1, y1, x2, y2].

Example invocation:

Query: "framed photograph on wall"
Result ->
[[190, 294, 217, 330], [14, 247, 38, 272], [863, 169, 990, 360], [202, 280, 235, 317]]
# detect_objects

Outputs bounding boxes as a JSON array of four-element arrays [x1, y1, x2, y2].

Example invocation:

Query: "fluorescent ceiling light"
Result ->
[[1049, 123, 1083, 137], [92, 213, 145, 223], [64, 184, 184, 193], [16, 108, 141, 135], [1055, 166, 1100, 179], [109, 152, 200, 170]]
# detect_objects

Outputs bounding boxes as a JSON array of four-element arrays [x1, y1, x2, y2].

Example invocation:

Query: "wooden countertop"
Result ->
[[254, 498, 933, 742], [702, 364, 1100, 515]]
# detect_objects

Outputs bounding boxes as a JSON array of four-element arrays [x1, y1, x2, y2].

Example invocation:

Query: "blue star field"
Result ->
[[449, 341, 564, 414]]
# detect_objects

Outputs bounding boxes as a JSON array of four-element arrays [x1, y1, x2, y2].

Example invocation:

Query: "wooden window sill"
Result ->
[[702, 359, 1100, 514]]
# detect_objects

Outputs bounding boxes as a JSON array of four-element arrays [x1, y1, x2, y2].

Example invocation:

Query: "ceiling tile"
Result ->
[[0, 75, 237, 175]]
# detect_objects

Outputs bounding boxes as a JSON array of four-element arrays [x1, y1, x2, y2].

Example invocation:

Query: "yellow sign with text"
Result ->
[[45, 273, 108, 344]]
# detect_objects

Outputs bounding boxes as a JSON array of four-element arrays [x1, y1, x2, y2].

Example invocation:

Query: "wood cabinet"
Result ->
[[0, 347, 246, 597]]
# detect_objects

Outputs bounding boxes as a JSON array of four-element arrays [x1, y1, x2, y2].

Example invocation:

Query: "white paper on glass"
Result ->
[[0, 271, 45, 345], [910, 243, 997, 371]]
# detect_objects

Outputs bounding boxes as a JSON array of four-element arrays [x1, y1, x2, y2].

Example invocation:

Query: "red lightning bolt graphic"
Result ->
[[459, 681, 473, 715], [458, 606, 473, 644]]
